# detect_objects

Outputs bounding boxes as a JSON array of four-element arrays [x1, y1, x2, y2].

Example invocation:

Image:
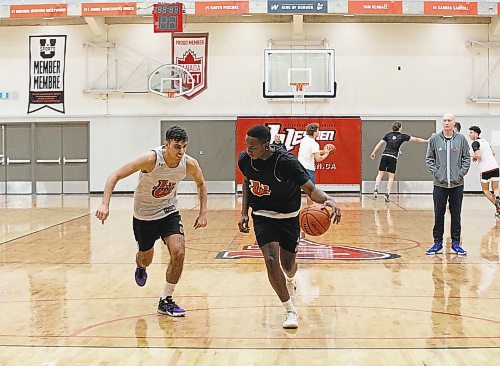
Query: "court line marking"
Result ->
[[64, 304, 500, 338], [1, 292, 499, 304], [0, 213, 90, 245], [0, 344, 498, 350], [0, 261, 488, 265]]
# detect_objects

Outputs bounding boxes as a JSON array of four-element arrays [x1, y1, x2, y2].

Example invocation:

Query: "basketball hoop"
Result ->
[[148, 64, 195, 99], [290, 82, 309, 103]]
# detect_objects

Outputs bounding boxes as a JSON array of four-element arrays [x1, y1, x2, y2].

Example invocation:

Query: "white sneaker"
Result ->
[[283, 310, 298, 329], [286, 279, 297, 303]]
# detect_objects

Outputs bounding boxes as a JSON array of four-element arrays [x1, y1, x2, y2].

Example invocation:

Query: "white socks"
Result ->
[[162, 282, 177, 299], [282, 299, 296, 313]]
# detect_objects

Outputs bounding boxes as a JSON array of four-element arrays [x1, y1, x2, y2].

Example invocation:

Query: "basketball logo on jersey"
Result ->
[[152, 180, 176, 198], [249, 180, 271, 197]]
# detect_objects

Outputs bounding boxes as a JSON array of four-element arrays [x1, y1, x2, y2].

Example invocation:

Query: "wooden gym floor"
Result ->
[[0, 194, 498, 365]]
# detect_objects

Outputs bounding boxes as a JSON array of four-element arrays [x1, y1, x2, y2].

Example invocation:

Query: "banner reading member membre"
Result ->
[[28, 35, 66, 114]]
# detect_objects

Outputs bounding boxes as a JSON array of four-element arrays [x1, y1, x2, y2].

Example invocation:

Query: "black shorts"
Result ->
[[481, 168, 500, 183], [133, 212, 184, 252], [379, 155, 398, 174], [251, 213, 300, 253]]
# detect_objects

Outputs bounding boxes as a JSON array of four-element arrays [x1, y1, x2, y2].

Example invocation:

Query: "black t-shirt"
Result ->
[[238, 149, 310, 214], [382, 132, 411, 157]]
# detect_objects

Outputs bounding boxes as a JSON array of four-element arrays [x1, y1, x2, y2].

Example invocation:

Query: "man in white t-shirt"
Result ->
[[298, 123, 331, 204], [468, 125, 500, 217]]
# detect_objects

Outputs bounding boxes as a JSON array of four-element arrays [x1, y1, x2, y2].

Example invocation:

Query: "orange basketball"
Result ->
[[299, 204, 331, 236], [325, 144, 336, 153]]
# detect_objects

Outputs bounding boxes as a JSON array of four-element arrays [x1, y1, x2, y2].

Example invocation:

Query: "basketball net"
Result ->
[[290, 82, 309, 104], [162, 91, 177, 99]]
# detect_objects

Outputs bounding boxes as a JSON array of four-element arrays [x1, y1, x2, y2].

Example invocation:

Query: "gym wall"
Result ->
[[0, 21, 498, 192]]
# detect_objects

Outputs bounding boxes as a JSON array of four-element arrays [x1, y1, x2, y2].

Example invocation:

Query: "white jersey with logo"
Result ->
[[298, 135, 320, 171], [133, 146, 187, 221], [474, 138, 498, 173]]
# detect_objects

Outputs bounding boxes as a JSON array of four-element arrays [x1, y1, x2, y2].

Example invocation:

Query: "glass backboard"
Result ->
[[264, 49, 336, 98]]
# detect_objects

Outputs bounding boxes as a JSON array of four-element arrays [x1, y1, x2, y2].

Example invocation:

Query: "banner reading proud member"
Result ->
[[28, 35, 66, 114], [172, 33, 209, 99]]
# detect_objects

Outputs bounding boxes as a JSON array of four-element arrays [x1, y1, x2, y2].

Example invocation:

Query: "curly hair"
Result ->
[[247, 125, 271, 144], [165, 126, 188, 142]]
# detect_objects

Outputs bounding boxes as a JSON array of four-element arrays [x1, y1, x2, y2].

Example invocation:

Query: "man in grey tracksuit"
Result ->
[[425, 114, 471, 255]]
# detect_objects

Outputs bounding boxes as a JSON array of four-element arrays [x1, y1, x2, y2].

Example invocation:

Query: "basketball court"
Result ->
[[0, 193, 498, 364], [1, 2, 500, 365]]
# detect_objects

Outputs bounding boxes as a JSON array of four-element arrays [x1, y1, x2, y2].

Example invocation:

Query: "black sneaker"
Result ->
[[135, 266, 147, 287], [384, 193, 390, 202], [157, 296, 186, 317]]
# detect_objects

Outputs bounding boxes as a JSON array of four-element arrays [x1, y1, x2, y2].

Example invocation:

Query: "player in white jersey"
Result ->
[[468, 126, 500, 217], [95, 126, 207, 317]]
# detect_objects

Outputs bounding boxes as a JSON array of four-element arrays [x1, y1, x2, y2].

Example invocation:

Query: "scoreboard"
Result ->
[[153, 3, 183, 33]]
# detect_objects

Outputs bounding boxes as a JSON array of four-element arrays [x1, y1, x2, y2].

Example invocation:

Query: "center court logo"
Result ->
[[217, 239, 400, 260]]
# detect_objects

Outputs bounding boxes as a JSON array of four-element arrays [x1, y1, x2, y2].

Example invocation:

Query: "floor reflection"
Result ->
[[429, 255, 467, 347], [471, 222, 499, 296]]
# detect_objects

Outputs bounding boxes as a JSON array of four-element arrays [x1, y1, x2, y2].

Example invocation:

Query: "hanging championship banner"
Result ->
[[172, 33, 208, 100], [28, 35, 66, 114]]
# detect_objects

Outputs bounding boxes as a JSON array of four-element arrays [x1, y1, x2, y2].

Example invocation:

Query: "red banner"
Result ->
[[424, 2, 477, 16], [10, 4, 67, 18], [348, 1, 402, 14], [81, 2, 137, 16], [236, 117, 361, 185], [172, 33, 209, 99], [195, 1, 249, 14]]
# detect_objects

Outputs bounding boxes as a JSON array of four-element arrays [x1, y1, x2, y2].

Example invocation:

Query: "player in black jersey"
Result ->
[[237, 125, 341, 329], [370, 121, 428, 202]]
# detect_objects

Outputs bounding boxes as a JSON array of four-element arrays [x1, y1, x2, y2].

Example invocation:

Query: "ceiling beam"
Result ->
[[84, 16, 106, 37]]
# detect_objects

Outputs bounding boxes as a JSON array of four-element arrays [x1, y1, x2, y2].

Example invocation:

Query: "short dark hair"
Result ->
[[454, 122, 461, 132], [306, 123, 319, 136], [247, 125, 271, 144], [165, 126, 188, 142], [469, 126, 481, 135], [392, 121, 402, 131]]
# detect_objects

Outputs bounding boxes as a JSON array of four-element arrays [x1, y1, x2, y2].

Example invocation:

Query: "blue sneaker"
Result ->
[[157, 296, 185, 317], [135, 266, 147, 287], [451, 242, 467, 255], [426, 242, 443, 255]]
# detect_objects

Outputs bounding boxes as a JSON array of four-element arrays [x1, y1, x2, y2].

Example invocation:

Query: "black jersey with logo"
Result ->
[[382, 132, 411, 157], [238, 149, 310, 214]]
